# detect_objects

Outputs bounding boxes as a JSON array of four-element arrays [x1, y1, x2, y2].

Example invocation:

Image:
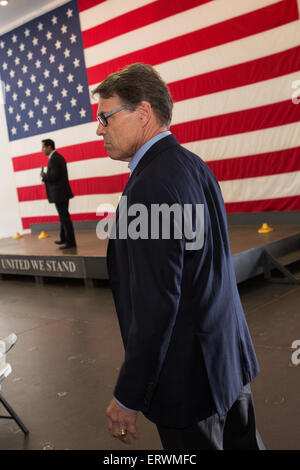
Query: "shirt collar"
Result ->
[[128, 131, 171, 175], [48, 150, 55, 159]]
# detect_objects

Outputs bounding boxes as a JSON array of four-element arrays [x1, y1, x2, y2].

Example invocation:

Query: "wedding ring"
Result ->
[[118, 428, 127, 438]]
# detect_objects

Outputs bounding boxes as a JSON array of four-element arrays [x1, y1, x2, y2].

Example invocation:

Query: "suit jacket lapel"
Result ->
[[107, 134, 179, 255]]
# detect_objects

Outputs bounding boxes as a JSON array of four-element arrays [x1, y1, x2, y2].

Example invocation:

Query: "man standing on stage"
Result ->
[[41, 139, 76, 250], [93, 63, 264, 450]]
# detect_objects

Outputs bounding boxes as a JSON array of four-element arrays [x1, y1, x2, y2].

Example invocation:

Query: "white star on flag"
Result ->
[[1, 0, 92, 147]]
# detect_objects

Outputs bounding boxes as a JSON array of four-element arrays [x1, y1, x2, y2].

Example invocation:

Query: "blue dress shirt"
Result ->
[[128, 131, 171, 174]]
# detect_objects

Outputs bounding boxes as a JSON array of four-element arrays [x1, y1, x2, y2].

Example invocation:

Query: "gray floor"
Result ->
[[0, 273, 299, 450]]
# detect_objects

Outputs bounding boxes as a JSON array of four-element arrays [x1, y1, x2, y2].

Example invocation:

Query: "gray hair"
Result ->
[[92, 63, 173, 127]]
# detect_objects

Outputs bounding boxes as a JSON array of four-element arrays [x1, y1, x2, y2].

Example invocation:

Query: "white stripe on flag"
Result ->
[[19, 193, 122, 218], [11, 122, 99, 158], [15, 158, 129, 188], [79, 0, 155, 32], [172, 71, 300, 124], [220, 170, 300, 202], [183, 122, 300, 161]]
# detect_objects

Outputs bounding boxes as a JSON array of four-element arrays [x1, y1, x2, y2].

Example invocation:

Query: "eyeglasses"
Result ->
[[97, 105, 127, 127]]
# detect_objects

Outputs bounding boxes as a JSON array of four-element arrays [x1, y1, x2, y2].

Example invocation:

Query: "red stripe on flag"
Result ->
[[226, 195, 300, 213], [168, 46, 300, 103], [21, 211, 113, 230], [171, 100, 300, 143], [87, 0, 299, 85], [70, 173, 129, 196], [17, 173, 129, 202], [13, 140, 107, 172], [77, 0, 106, 13], [82, 0, 211, 49], [207, 147, 300, 181]]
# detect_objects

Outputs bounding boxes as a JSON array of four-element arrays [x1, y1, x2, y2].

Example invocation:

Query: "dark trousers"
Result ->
[[157, 384, 265, 450], [55, 200, 76, 246]]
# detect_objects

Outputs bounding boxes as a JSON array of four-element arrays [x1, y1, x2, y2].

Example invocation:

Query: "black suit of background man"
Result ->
[[41, 139, 76, 249]]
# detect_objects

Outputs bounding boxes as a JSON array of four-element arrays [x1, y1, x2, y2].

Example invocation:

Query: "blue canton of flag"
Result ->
[[0, 0, 92, 141]]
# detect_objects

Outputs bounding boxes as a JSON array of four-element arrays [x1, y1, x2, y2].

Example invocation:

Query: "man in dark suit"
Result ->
[[41, 139, 76, 249], [92, 64, 264, 449]]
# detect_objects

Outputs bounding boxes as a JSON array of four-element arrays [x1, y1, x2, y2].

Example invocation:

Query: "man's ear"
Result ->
[[138, 101, 152, 125]]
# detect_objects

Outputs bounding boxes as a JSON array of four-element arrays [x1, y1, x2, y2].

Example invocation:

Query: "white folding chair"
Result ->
[[0, 335, 29, 435]]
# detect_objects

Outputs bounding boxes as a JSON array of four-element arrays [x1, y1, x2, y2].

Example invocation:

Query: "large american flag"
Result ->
[[0, 0, 300, 230]]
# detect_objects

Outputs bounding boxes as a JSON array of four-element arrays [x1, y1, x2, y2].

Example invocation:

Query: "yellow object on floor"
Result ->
[[12, 232, 22, 239], [258, 223, 274, 233], [38, 231, 49, 239]]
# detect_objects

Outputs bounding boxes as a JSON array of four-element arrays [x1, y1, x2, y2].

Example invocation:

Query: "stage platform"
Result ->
[[0, 224, 300, 286]]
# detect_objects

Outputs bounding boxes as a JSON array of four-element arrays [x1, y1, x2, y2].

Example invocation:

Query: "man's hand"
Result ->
[[106, 398, 138, 445]]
